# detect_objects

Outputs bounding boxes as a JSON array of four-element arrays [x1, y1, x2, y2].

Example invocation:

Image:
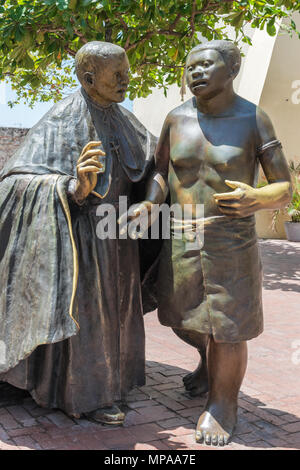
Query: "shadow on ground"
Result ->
[[0, 382, 30, 407], [0, 361, 299, 450], [260, 240, 300, 292]]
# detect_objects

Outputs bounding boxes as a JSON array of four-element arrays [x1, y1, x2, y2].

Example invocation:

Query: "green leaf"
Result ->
[[242, 35, 252, 45], [267, 19, 277, 36], [36, 32, 45, 44], [81, 0, 94, 6], [227, 11, 245, 30], [15, 26, 25, 42], [57, 0, 69, 10], [1, 0, 300, 106], [23, 53, 34, 69], [69, 0, 77, 9]]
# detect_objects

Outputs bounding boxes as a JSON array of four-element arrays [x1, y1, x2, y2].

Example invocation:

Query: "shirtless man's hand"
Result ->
[[214, 179, 291, 218], [118, 200, 154, 239]]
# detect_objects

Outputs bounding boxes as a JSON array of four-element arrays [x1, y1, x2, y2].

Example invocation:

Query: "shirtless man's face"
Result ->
[[186, 49, 232, 99]]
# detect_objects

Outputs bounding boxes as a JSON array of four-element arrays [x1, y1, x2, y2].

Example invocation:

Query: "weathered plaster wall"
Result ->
[[0, 127, 28, 170]]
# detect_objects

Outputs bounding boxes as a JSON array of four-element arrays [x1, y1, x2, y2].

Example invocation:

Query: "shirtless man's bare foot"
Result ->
[[172, 329, 209, 397], [195, 339, 247, 446], [195, 401, 237, 446], [183, 360, 209, 397]]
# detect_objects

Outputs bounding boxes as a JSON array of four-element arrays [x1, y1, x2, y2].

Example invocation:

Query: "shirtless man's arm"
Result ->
[[145, 115, 171, 204], [214, 108, 292, 218], [118, 114, 171, 237]]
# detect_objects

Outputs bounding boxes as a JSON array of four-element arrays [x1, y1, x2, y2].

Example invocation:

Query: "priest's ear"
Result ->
[[83, 72, 94, 87]]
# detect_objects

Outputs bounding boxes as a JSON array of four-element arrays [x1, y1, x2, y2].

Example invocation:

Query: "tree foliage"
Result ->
[[0, 0, 300, 106]]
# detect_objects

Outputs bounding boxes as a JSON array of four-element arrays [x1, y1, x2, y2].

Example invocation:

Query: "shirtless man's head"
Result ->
[[75, 41, 130, 107], [185, 40, 241, 100]]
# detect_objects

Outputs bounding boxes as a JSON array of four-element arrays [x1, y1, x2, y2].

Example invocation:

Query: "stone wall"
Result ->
[[0, 127, 29, 170]]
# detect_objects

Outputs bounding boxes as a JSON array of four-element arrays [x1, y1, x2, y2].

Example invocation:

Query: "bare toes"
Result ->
[[204, 431, 211, 445], [211, 433, 218, 446], [218, 434, 225, 446]]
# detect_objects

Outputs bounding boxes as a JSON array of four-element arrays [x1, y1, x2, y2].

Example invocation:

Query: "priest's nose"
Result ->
[[122, 75, 129, 87]]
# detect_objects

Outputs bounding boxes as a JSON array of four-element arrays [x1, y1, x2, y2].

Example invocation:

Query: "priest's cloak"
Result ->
[[0, 89, 158, 414]]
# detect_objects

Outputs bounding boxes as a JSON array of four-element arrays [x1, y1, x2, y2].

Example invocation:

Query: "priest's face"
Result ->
[[186, 49, 232, 99], [86, 53, 130, 106]]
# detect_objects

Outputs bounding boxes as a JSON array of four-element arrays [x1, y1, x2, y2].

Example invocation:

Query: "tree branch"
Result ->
[[64, 45, 77, 57], [69, 17, 88, 43], [125, 31, 154, 52], [139, 61, 184, 69], [125, 1, 235, 52], [105, 21, 113, 42], [126, 29, 184, 52], [169, 12, 182, 30], [116, 12, 129, 31], [190, 0, 197, 38], [194, 0, 234, 16]]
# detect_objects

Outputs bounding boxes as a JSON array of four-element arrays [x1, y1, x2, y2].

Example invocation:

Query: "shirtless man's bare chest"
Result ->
[[168, 97, 259, 216]]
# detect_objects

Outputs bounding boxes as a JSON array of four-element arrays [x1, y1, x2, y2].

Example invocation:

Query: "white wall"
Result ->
[[259, 13, 300, 164], [133, 84, 191, 137], [237, 24, 280, 104]]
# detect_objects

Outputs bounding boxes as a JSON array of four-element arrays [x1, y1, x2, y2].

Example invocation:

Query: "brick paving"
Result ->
[[0, 239, 299, 451]]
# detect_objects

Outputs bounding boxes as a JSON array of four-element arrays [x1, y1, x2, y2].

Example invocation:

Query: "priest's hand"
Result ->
[[74, 141, 105, 203], [213, 180, 262, 218]]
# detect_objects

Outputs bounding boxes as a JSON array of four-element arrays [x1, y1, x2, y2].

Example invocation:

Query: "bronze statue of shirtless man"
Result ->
[[122, 40, 291, 445]]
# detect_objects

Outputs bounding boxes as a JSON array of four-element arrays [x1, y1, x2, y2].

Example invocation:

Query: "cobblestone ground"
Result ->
[[0, 239, 299, 451]]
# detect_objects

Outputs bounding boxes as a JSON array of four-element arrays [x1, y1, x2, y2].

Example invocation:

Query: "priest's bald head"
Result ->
[[75, 41, 130, 107]]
